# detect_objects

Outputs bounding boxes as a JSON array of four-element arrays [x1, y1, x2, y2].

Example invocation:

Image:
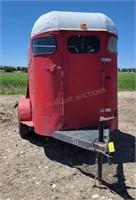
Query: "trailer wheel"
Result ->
[[19, 122, 30, 138]]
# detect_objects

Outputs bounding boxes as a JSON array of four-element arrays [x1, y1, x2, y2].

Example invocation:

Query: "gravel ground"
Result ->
[[0, 92, 136, 200]]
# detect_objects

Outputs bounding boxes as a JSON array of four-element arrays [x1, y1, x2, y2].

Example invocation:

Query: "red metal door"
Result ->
[[61, 31, 106, 130], [104, 33, 118, 131]]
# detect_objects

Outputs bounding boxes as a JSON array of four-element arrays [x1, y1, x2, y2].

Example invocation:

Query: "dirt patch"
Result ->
[[0, 92, 135, 200]]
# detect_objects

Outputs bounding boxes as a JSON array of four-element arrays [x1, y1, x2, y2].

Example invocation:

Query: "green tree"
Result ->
[[3, 66, 13, 72]]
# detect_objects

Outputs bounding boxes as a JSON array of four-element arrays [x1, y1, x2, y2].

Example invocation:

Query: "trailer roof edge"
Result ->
[[31, 11, 118, 37]]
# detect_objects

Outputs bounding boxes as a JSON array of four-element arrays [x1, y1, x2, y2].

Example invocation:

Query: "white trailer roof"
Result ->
[[31, 11, 117, 37]]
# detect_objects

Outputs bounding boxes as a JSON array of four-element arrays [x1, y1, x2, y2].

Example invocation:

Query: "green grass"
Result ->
[[0, 72, 135, 95], [0, 72, 27, 95], [118, 72, 135, 91]]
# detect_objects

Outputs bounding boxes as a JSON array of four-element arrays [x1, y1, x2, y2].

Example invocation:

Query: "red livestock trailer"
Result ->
[[18, 11, 118, 187]]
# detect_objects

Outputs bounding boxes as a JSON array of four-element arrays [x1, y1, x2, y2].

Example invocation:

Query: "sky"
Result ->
[[0, 1, 135, 68]]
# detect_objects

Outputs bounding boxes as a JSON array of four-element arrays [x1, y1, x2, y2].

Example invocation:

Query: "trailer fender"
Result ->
[[18, 98, 32, 122]]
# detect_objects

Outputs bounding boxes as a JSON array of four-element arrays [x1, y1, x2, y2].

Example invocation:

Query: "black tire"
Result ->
[[19, 122, 30, 138]]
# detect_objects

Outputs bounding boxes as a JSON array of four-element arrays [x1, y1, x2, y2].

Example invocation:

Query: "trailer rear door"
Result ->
[[61, 32, 106, 130]]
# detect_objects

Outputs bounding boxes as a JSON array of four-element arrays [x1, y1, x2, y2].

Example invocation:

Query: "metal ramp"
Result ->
[[54, 119, 115, 188], [55, 129, 110, 153]]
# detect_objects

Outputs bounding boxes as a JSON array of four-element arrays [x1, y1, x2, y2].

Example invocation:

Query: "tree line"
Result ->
[[118, 68, 135, 72], [0, 66, 135, 73], [0, 66, 28, 73]]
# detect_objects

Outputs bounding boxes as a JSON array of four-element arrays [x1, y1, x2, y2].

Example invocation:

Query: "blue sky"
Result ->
[[1, 1, 135, 68]]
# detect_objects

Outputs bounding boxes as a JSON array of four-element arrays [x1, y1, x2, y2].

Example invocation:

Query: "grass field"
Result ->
[[0, 72, 27, 95], [0, 72, 135, 95], [118, 72, 135, 91]]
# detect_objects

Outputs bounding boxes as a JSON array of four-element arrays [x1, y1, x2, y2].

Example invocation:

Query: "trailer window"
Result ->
[[67, 35, 100, 53], [108, 37, 117, 53], [32, 37, 56, 55]]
